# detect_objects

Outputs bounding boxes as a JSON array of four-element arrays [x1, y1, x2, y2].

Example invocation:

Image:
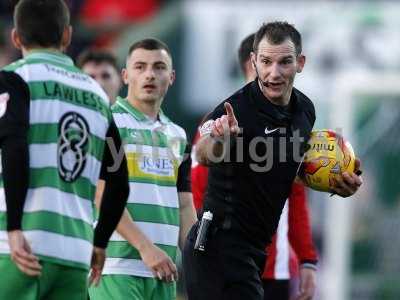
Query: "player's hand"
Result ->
[[296, 267, 316, 300], [331, 158, 363, 197], [89, 246, 106, 286], [210, 102, 240, 139], [139, 243, 178, 282], [8, 230, 41, 276]]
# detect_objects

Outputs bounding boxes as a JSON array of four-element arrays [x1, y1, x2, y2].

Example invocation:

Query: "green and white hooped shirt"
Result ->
[[103, 97, 187, 277], [0, 50, 111, 270]]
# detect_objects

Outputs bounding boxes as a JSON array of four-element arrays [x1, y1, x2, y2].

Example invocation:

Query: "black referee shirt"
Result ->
[[203, 80, 315, 248]]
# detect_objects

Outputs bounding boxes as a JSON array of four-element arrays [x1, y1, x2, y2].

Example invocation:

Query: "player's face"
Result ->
[[82, 62, 121, 104], [123, 48, 175, 104], [252, 38, 305, 104]]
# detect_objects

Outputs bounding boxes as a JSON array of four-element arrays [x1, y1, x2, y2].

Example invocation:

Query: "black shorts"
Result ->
[[183, 222, 266, 300], [263, 279, 290, 300]]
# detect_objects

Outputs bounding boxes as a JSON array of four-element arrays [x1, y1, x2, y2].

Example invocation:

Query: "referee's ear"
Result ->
[[296, 54, 306, 73], [250, 51, 257, 69]]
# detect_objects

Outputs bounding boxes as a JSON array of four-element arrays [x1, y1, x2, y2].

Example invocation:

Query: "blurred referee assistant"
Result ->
[[183, 21, 362, 300]]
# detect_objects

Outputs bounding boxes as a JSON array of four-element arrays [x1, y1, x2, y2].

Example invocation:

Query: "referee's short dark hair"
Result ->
[[128, 38, 172, 60], [77, 49, 119, 72], [238, 33, 255, 74], [14, 0, 70, 48], [253, 21, 302, 56]]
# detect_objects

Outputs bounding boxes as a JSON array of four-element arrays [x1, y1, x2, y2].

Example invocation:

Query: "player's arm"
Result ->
[[0, 115, 29, 233], [0, 71, 42, 276], [99, 144, 178, 282], [93, 121, 129, 248], [288, 183, 318, 267], [97, 180, 178, 281], [288, 183, 318, 299], [0, 71, 29, 233], [114, 207, 178, 282], [196, 102, 240, 166], [288, 184, 318, 299], [90, 121, 129, 285], [177, 144, 197, 250]]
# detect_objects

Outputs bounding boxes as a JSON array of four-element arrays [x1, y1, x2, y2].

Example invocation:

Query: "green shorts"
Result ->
[[88, 274, 176, 300], [0, 256, 88, 300]]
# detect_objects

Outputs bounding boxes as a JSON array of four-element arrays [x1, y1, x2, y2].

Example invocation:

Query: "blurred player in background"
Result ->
[[77, 49, 121, 104], [89, 38, 197, 300], [0, 0, 129, 299], [191, 32, 318, 300], [77, 49, 123, 217]]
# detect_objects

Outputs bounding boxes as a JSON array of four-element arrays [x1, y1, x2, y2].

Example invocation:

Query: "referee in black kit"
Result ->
[[183, 21, 363, 300]]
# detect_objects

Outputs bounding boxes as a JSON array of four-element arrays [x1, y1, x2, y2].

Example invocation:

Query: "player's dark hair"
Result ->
[[238, 33, 255, 74], [128, 38, 172, 60], [253, 21, 302, 56], [77, 49, 119, 71], [14, 0, 70, 48]]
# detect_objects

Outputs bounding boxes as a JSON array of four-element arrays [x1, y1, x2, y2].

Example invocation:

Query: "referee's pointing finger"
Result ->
[[224, 102, 237, 124], [224, 102, 240, 135]]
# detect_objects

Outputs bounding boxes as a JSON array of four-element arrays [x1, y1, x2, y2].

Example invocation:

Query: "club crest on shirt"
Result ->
[[168, 137, 183, 161], [0, 92, 10, 118]]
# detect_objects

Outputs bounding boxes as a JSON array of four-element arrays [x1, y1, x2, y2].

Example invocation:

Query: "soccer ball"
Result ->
[[299, 130, 356, 192]]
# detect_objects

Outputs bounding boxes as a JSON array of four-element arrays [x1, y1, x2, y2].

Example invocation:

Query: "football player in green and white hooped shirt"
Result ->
[[0, 1, 129, 299], [89, 39, 198, 300]]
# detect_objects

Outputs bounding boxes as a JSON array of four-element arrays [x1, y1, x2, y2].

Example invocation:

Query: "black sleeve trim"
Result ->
[[94, 121, 129, 248], [300, 259, 318, 266]]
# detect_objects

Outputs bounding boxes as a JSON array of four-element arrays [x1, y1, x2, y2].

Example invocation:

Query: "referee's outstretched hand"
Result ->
[[211, 102, 240, 138]]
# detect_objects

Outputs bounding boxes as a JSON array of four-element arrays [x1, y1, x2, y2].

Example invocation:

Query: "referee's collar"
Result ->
[[25, 49, 74, 66], [250, 79, 305, 114]]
